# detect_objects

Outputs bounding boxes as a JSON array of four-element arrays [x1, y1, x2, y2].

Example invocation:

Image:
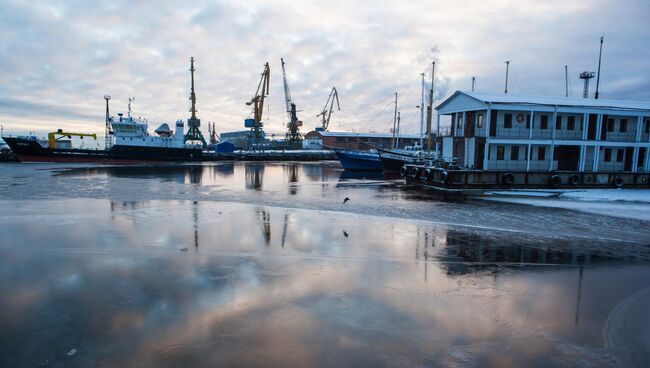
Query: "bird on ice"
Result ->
[[343, 197, 350, 204]]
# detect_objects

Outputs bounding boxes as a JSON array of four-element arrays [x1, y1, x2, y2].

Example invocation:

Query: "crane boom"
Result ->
[[281, 58, 292, 115], [317, 87, 340, 131], [280, 58, 302, 146], [246, 62, 270, 146]]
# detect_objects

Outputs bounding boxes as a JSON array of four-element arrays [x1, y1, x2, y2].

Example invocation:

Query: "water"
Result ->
[[0, 162, 649, 367]]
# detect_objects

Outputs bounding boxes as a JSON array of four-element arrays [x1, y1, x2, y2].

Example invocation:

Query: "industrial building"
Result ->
[[303, 131, 420, 150]]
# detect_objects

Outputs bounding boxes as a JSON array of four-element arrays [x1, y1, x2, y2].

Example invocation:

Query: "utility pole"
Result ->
[[426, 61, 435, 152], [419, 73, 425, 149], [595, 35, 604, 99], [392, 92, 398, 149], [565, 66, 569, 97], [471, 76, 476, 92], [504, 61, 510, 94]]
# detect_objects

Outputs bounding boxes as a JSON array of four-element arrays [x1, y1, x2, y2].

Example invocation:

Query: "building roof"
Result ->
[[436, 90, 650, 113], [310, 131, 420, 139]]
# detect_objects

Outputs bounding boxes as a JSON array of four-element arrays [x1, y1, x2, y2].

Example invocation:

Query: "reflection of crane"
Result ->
[[246, 62, 270, 148], [317, 87, 340, 131], [281, 58, 302, 146]]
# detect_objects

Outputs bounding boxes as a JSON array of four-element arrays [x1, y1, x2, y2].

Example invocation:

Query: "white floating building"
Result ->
[[436, 91, 650, 174]]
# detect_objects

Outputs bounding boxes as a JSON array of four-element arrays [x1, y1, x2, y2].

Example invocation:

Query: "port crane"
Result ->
[[280, 58, 302, 147], [246, 62, 270, 148], [316, 87, 340, 131], [184, 57, 208, 148]]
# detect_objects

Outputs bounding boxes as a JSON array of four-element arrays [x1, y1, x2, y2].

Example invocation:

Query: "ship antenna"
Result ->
[[504, 60, 510, 94]]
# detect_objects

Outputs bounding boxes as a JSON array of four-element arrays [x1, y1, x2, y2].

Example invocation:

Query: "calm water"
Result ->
[[0, 162, 649, 367]]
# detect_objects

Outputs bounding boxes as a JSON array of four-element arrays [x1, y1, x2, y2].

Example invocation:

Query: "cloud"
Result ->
[[0, 0, 648, 137]]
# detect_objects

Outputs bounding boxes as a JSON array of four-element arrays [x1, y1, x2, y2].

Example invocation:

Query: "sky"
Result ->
[[0, 0, 649, 137]]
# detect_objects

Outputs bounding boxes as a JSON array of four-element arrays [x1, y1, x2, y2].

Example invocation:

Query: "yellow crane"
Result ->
[[246, 62, 270, 147], [317, 87, 340, 131], [48, 129, 97, 149]]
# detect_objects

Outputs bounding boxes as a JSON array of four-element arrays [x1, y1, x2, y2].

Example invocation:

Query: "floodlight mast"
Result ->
[[104, 95, 112, 150]]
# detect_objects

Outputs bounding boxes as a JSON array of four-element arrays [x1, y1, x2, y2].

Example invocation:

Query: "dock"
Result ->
[[203, 149, 336, 161]]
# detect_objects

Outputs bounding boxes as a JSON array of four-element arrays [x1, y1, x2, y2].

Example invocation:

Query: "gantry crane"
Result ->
[[281, 58, 302, 147], [246, 62, 270, 148], [317, 87, 340, 131]]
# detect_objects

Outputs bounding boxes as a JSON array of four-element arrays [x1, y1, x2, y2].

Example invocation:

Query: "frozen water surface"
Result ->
[[0, 162, 649, 367]]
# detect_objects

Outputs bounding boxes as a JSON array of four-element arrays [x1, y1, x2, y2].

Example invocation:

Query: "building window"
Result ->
[[556, 116, 562, 130], [510, 145, 519, 160], [620, 119, 627, 132], [477, 114, 483, 128], [526, 115, 532, 129], [538, 146, 546, 161], [496, 146, 505, 160], [646, 119, 650, 133], [607, 118, 615, 132], [540, 115, 548, 129], [616, 149, 624, 162], [504, 114, 512, 128], [524, 145, 529, 160], [567, 116, 575, 130], [457, 115, 463, 129], [604, 148, 612, 162]]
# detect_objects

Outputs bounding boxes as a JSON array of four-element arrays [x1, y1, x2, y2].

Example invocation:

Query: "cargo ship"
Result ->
[[3, 58, 207, 163]]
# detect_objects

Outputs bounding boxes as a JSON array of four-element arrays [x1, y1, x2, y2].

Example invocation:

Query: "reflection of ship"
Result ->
[[3, 58, 205, 163], [332, 148, 382, 171], [338, 170, 384, 180]]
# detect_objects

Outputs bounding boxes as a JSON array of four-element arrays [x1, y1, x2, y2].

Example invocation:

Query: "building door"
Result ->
[[476, 140, 485, 170], [639, 148, 647, 172], [587, 114, 597, 140], [465, 112, 475, 137], [489, 111, 497, 137], [624, 147, 634, 171], [600, 115, 608, 141], [555, 146, 579, 171]]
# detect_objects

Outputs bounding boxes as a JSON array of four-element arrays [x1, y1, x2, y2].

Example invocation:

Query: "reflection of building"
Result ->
[[436, 230, 624, 276], [212, 163, 234, 176], [245, 163, 264, 190], [303, 131, 420, 150]]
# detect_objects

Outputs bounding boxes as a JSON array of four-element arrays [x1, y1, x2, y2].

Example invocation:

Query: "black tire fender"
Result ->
[[614, 176, 624, 188], [502, 172, 515, 186], [550, 175, 562, 188]]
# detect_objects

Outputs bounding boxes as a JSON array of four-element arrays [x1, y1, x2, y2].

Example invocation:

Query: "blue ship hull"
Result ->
[[334, 149, 383, 171]]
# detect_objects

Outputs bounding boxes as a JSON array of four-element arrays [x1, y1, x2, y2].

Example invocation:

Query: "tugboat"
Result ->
[[3, 58, 207, 163]]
